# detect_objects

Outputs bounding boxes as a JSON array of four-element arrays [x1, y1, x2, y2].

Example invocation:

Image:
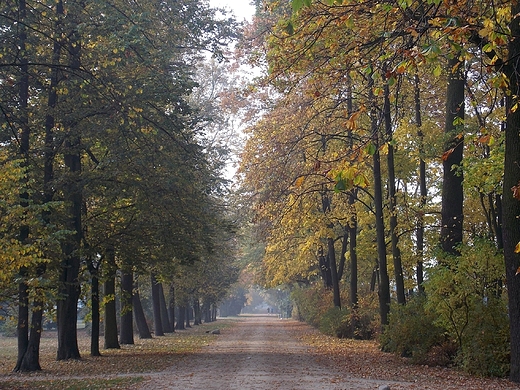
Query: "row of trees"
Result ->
[[0, 0, 241, 372], [238, 0, 520, 381]]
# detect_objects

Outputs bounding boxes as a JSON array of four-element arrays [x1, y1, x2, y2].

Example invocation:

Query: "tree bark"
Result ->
[[89, 260, 101, 356], [337, 231, 348, 282], [104, 249, 120, 349], [370, 79, 390, 326], [440, 56, 465, 256], [384, 82, 405, 305], [185, 305, 192, 328], [168, 284, 175, 332], [194, 299, 202, 325], [120, 269, 134, 345], [414, 73, 426, 295], [14, 0, 30, 369], [348, 191, 358, 308], [327, 238, 341, 308], [176, 306, 186, 330], [151, 273, 164, 336], [159, 283, 173, 332], [18, 264, 45, 370], [57, 6, 83, 360], [133, 280, 152, 339], [504, 4, 520, 382]]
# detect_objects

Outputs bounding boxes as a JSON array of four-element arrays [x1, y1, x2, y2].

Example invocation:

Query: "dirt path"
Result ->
[[133, 315, 403, 390]]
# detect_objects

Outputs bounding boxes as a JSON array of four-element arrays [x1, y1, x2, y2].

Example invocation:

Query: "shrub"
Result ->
[[291, 284, 333, 328], [319, 306, 346, 336], [458, 296, 510, 377], [381, 296, 446, 364], [425, 239, 510, 376]]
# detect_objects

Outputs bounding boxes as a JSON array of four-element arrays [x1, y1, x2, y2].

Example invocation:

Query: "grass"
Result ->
[[0, 318, 237, 390]]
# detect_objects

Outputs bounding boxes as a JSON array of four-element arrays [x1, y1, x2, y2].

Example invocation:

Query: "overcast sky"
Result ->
[[209, 0, 255, 21]]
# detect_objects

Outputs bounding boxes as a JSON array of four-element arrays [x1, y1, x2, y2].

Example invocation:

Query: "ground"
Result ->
[[133, 315, 520, 390], [2, 315, 520, 389]]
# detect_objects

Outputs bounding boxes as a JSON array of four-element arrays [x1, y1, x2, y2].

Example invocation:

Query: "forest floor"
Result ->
[[1, 315, 520, 389]]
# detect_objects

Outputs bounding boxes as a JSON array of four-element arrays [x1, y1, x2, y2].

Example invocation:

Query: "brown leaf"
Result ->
[[512, 182, 520, 201], [442, 148, 454, 161]]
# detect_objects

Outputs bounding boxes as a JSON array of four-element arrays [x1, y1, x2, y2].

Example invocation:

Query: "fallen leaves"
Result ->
[[296, 323, 520, 390], [0, 320, 235, 389]]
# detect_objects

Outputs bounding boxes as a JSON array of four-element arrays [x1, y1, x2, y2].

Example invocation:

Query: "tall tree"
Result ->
[[503, 1, 520, 382], [440, 55, 465, 256]]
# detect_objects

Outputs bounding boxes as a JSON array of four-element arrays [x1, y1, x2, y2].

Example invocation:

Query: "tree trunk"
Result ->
[[159, 283, 173, 332], [327, 238, 341, 308], [15, 270, 29, 372], [104, 250, 120, 349], [318, 246, 332, 288], [21, 0, 62, 367], [120, 269, 134, 345], [370, 79, 390, 326], [19, 265, 46, 371], [203, 303, 211, 323], [348, 191, 358, 308], [176, 306, 186, 330], [168, 284, 175, 332], [440, 56, 465, 256], [384, 81, 405, 305], [150, 273, 164, 336], [133, 280, 152, 339], [185, 305, 192, 328], [57, 8, 83, 360], [15, 0, 30, 370], [89, 261, 101, 356], [504, 4, 520, 382], [415, 73, 426, 295], [337, 231, 348, 281], [193, 299, 201, 325]]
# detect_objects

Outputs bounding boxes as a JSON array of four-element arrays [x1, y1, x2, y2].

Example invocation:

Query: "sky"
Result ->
[[209, 0, 255, 21]]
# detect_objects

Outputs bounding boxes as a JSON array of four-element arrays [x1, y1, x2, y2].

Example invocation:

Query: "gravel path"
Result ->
[[133, 315, 404, 390]]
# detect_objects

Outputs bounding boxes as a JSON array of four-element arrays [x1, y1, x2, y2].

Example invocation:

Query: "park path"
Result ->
[[134, 315, 406, 390]]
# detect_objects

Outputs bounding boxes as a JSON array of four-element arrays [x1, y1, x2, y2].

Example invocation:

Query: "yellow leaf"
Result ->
[[515, 242, 520, 254], [294, 176, 305, 187]]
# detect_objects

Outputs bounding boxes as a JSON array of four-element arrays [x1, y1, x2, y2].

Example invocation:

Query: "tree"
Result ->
[[503, 1, 520, 382]]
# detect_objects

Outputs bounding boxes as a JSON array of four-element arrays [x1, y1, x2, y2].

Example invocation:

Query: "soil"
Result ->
[[130, 315, 520, 390], [132, 314, 391, 389]]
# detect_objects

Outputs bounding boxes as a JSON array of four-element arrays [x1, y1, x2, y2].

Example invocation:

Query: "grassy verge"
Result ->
[[0, 318, 238, 390]]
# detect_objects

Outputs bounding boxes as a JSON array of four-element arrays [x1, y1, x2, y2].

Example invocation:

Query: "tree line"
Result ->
[[0, 0, 241, 372], [238, 0, 520, 381]]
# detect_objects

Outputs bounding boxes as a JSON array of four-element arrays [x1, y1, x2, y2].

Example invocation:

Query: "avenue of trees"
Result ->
[[0, 0, 243, 372], [4, 0, 520, 384], [238, 0, 520, 382]]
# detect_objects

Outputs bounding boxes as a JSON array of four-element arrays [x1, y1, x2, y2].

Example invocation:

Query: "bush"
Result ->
[[424, 239, 510, 377], [458, 296, 510, 377], [381, 296, 446, 364], [291, 284, 333, 328], [292, 284, 379, 340], [318, 306, 345, 336]]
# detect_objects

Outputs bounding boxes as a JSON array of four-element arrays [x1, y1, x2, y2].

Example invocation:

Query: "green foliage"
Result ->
[[319, 306, 345, 336], [291, 284, 333, 328], [341, 296, 380, 340], [424, 239, 509, 376], [381, 240, 509, 376], [459, 296, 510, 377], [381, 296, 446, 364], [291, 284, 378, 339]]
